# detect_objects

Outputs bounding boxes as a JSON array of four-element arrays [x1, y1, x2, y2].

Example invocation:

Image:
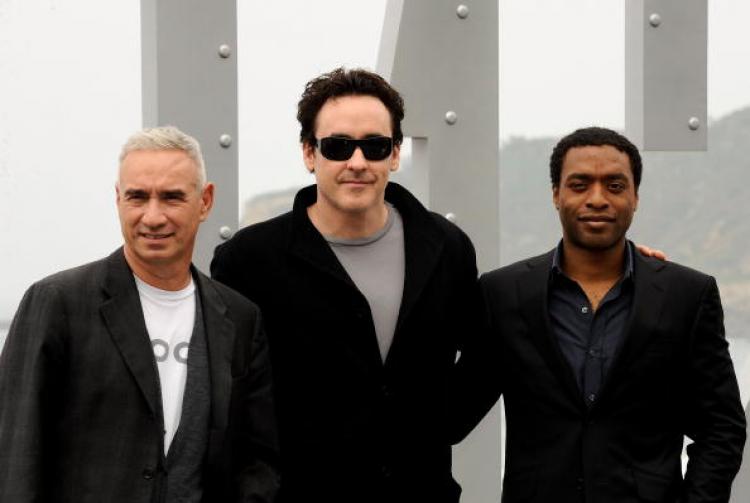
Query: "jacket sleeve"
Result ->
[[682, 277, 746, 503], [211, 241, 248, 298], [0, 282, 65, 501], [231, 310, 281, 502]]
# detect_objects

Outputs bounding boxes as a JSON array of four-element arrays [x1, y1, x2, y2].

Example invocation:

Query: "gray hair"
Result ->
[[119, 126, 207, 188]]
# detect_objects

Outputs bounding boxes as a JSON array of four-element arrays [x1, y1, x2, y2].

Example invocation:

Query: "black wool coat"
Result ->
[[212, 183, 481, 503]]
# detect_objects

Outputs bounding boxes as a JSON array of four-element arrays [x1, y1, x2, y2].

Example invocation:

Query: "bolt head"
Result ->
[[219, 134, 232, 148], [445, 111, 458, 125], [445, 212, 457, 222], [688, 117, 700, 130], [218, 44, 232, 58], [456, 5, 469, 19], [649, 13, 661, 27], [219, 226, 233, 240]]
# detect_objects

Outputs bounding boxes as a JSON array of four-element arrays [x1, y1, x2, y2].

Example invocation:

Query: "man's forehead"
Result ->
[[563, 145, 630, 169], [119, 150, 199, 183], [316, 95, 391, 129]]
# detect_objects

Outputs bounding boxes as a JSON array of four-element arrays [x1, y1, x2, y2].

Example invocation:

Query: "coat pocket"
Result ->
[[631, 467, 675, 502], [501, 466, 539, 502]]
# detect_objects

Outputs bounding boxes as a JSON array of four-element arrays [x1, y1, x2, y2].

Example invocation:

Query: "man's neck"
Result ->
[[307, 201, 389, 240], [561, 238, 627, 284], [123, 247, 192, 291]]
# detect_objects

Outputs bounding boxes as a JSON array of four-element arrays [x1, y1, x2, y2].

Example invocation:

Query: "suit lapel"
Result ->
[[194, 270, 235, 430], [286, 187, 383, 370], [517, 251, 583, 407], [287, 186, 358, 288], [99, 248, 162, 419], [385, 184, 445, 366], [600, 253, 667, 394]]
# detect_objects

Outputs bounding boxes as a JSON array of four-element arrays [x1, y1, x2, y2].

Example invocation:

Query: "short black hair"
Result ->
[[549, 127, 642, 190], [297, 67, 405, 148]]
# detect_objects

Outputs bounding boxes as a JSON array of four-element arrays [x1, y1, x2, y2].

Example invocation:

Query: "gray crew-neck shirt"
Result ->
[[325, 204, 405, 362]]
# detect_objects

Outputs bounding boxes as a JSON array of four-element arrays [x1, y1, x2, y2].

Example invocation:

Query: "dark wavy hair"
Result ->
[[297, 67, 405, 148], [549, 127, 642, 192]]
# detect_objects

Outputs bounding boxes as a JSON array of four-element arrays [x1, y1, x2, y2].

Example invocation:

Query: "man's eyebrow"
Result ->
[[565, 173, 593, 181], [160, 189, 188, 199], [328, 133, 387, 139], [123, 188, 148, 197], [604, 173, 630, 181]]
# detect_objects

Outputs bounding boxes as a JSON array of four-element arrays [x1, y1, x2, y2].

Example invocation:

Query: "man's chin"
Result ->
[[334, 194, 380, 214], [133, 247, 176, 264], [571, 233, 625, 252]]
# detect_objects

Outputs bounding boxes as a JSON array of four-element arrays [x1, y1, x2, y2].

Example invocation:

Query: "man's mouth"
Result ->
[[578, 215, 615, 222], [141, 232, 173, 239], [340, 180, 372, 185]]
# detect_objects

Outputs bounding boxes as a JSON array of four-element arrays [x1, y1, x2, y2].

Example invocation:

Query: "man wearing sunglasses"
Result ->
[[211, 68, 480, 502]]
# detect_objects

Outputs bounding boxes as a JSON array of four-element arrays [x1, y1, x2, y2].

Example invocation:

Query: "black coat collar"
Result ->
[[287, 182, 447, 357]]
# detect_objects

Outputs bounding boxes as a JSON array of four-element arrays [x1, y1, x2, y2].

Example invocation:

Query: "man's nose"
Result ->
[[142, 199, 167, 227], [346, 146, 368, 170], [586, 184, 609, 208]]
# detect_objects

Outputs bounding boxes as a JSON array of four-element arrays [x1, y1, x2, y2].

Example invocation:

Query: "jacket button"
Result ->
[[142, 468, 156, 480], [576, 477, 584, 491], [381, 465, 392, 479], [381, 384, 392, 399]]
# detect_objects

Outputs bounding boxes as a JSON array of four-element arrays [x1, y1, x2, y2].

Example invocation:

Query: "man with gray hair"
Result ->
[[0, 126, 279, 502]]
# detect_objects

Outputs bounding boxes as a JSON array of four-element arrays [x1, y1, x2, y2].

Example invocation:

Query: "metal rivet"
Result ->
[[649, 13, 661, 27], [688, 117, 700, 130], [218, 44, 232, 58], [219, 134, 232, 148], [445, 212, 457, 222], [219, 226, 233, 240], [456, 5, 469, 19], [444, 111, 458, 125]]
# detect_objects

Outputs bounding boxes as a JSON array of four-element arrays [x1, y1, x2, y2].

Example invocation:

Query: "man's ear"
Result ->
[[199, 183, 215, 221], [552, 185, 560, 210], [302, 142, 316, 173], [390, 144, 401, 172]]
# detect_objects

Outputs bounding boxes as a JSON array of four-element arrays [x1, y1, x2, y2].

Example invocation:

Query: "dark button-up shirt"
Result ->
[[548, 240, 635, 405]]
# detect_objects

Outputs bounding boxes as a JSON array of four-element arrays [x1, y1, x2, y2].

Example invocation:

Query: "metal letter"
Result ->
[[378, 2, 501, 502], [141, 0, 238, 271], [626, 0, 707, 150]]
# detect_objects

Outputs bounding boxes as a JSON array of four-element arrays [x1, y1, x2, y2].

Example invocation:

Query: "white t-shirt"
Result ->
[[134, 275, 196, 454]]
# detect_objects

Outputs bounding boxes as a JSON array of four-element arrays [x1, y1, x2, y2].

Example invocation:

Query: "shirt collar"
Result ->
[[551, 239, 635, 280]]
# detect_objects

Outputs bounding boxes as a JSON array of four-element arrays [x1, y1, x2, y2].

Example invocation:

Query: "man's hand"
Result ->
[[636, 244, 667, 261]]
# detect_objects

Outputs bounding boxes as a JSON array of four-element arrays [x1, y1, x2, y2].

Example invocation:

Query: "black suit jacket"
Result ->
[[0, 248, 279, 502], [474, 248, 746, 503], [211, 183, 481, 503]]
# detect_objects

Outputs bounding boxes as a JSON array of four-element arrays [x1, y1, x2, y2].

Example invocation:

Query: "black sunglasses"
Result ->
[[315, 136, 393, 161]]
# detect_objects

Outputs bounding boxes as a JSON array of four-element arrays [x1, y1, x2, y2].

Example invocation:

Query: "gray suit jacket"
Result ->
[[0, 248, 280, 502]]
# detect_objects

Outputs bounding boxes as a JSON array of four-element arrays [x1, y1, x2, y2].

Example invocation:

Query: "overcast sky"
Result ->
[[1, 0, 749, 319]]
